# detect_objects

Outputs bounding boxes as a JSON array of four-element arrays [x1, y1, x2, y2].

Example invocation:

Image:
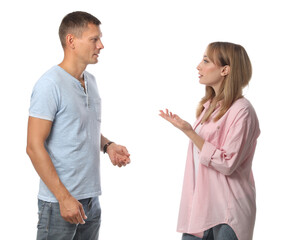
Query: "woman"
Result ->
[[159, 42, 260, 240]]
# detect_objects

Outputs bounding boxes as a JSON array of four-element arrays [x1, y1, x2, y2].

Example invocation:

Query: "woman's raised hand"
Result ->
[[159, 109, 193, 133]]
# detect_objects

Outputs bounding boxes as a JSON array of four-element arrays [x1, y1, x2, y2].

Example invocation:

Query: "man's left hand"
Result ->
[[107, 143, 131, 167]]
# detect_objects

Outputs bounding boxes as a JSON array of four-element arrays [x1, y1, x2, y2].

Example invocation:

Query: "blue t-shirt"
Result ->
[[29, 65, 102, 202]]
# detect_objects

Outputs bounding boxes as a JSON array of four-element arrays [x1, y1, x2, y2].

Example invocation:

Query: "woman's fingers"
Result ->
[[159, 109, 178, 121]]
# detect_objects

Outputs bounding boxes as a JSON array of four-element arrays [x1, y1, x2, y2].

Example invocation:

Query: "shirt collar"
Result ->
[[203, 101, 211, 108]]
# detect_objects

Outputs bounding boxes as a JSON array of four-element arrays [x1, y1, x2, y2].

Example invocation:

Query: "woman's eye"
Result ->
[[203, 59, 208, 63]]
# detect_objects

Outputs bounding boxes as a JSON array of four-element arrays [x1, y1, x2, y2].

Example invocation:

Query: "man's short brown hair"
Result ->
[[59, 11, 101, 48]]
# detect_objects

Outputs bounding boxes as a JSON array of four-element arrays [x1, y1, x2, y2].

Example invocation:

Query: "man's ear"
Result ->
[[65, 34, 75, 49], [221, 65, 230, 77]]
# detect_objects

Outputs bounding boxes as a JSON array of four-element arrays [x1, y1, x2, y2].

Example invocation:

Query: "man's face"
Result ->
[[73, 23, 104, 65]]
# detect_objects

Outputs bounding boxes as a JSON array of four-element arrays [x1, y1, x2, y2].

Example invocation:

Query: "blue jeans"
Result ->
[[182, 224, 238, 240], [36, 197, 101, 240]]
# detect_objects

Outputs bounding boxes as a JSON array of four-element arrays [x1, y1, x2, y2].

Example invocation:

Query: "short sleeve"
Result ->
[[29, 77, 59, 121]]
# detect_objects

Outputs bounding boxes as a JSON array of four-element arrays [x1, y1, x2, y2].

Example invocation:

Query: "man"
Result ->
[[26, 11, 130, 240]]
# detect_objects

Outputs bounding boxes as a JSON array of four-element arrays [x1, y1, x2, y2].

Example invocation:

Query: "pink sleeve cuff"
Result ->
[[199, 141, 217, 167]]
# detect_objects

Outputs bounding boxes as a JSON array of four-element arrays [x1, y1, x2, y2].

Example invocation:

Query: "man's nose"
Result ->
[[97, 39, 104, 49]]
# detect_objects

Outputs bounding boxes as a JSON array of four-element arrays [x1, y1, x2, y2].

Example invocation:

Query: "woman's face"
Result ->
[[197, 49, 226, 94]]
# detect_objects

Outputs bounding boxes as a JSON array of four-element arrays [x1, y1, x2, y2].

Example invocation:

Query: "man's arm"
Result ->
[[101, 134, 131, 167], [26, 116, 87, 224]]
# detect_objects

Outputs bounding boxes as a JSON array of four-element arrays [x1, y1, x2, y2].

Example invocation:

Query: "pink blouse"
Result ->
[[177, 97, 260, 240]]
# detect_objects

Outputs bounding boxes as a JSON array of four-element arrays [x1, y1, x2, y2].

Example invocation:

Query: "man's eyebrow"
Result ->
[[96, 32, 103, 38], [90, 34, 102, 39]]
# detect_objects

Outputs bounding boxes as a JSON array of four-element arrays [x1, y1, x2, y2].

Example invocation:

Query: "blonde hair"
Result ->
[[196, 42, 252, 123]]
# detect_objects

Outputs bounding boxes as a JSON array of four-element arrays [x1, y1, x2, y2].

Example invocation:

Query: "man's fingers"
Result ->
[[111, 153, 118, 165], [64, 216, 73, 224], [63, 214, 79, 224], [112, 156, 120, 167], [124, 157, 131, 164], [63, 211, 84, 225], [117, 156, 129, 167], [110, 150, 131, 167], [79, 204, 87, 220], [76, 210, 85, 225], [59, 197, 88, 225], [121, 147, 130, 156], [68, 205, 85, 225]]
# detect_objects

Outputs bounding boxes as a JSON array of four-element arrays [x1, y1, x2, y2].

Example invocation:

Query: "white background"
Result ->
[[0, 0, 285, 239]]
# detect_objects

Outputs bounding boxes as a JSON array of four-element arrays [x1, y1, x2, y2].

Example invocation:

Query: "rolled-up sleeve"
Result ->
[[199, 107, 260, 176]]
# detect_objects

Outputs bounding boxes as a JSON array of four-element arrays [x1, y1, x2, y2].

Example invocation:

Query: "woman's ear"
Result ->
[[221, 65, 230, 77]]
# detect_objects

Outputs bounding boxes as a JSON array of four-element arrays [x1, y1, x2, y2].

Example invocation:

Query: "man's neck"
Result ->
[[58, 58, 87, 81]]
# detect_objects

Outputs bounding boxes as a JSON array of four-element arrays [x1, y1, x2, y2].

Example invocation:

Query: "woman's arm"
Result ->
[[159, 107, 260, 176], [199, 107, 260, 175]]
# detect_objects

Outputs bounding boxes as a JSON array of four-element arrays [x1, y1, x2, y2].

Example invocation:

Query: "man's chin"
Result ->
[[89, 59, 98, 64]]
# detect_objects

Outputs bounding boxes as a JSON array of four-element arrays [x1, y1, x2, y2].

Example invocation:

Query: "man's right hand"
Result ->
[[59, 195, 87, 224], [27, 117, 87, 225]]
